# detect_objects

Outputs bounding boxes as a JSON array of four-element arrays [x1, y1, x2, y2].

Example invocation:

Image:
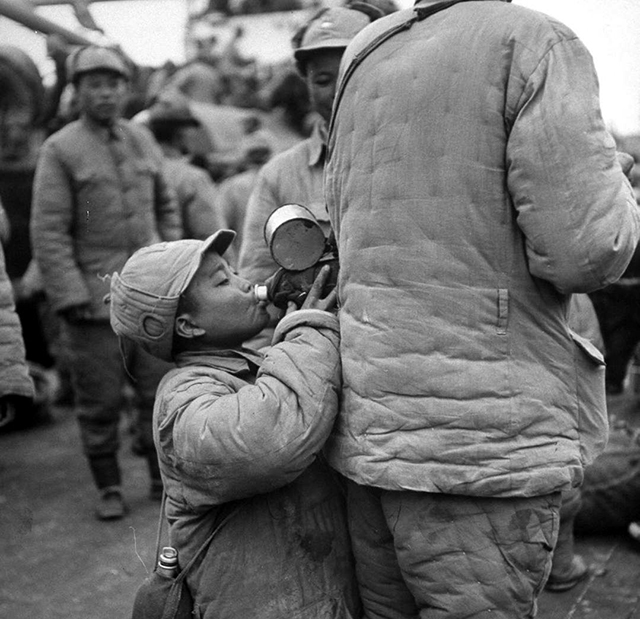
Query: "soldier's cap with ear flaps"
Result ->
[[107, 230, 235, 362]]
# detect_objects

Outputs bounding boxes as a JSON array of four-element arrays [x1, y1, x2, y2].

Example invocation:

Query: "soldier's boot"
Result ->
[[546, 488, 590, 592], [88, 454, 126, 520]]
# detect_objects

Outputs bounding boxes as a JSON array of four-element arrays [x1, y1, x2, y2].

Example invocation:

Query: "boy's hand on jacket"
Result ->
[[286, 265, 337, 315]]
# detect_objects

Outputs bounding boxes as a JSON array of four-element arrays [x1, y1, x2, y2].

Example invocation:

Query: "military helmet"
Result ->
[[66, 45, 130, 84]]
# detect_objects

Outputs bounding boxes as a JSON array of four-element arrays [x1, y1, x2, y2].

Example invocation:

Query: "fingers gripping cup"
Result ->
[[254, 204, 338, 308]]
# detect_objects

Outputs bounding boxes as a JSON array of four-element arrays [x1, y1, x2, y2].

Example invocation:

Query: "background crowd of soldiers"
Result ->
[[0, 0, 639, 518]]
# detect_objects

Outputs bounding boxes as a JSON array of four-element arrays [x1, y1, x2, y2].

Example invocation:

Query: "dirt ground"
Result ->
[[1, 388, 640, 619], [0, 406, 158, 619]]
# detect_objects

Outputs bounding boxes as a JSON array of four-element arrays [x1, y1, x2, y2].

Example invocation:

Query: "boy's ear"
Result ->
[[175, 312, 206, 339]]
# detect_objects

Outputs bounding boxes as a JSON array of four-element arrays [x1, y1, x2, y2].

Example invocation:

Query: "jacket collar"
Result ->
[[175, 347, 264, 375], [308, 118, 327, 167], [80, 115, 125, 141]]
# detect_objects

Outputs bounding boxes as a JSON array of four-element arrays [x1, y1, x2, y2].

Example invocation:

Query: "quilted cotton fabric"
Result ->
[[153, 310, 360, 618], [0, 236, 33, 399], [30, 117, 181, 321], [324, 0, 640, 498]]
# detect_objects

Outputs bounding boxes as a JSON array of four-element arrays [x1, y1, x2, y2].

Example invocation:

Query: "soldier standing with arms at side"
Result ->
[[324, 1, 640, 617], [31, 46, 182, 520]]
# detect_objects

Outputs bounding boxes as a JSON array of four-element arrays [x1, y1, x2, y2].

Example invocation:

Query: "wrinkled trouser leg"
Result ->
[[346, 482, 419, 619], [66, 322, 125, 457], [550, 487, 583, 578], [346, 480, 561, 619], [65, 322, 126, 489]]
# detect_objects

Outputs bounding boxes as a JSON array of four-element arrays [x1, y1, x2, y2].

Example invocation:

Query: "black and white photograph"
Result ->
[[1, 1, 640, 617]]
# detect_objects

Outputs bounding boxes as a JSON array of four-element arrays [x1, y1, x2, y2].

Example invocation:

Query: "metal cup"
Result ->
[[263, 203, 326, 271]]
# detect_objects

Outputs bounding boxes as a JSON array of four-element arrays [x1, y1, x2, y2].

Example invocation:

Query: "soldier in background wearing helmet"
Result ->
[[237, 2, 383, 349], [30, 45, 182, 521]]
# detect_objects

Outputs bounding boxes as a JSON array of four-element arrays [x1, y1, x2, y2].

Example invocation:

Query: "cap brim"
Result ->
[[294, 40, 350, 61], [149, 116, 201, 127], [76, 67, 130, 80], [178, 229, 237, 298], [203, 229, 236, 257]]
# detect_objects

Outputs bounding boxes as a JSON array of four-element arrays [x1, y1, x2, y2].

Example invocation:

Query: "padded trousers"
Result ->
[[345, 480, 561, 619], [64, 321, 172, 459]]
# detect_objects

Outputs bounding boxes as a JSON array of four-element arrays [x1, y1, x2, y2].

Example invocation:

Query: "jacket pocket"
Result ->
[[74, 168, 110, 192], [569, 329, 607, 467], [126, 160, 156, 196], [131, 160, 156, 176]]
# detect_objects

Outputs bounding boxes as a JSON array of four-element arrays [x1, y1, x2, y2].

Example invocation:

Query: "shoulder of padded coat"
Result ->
[[155, 365, 241, 428]]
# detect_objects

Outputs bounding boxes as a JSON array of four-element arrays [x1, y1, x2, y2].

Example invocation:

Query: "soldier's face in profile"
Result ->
[[305, 49, 343, 124], [76, 71, 128, 125]]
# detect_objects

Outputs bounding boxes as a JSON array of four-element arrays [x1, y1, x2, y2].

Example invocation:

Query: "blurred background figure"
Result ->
[[161, 17, 226, 105], [0, 198, 35, 431], [237, 2, 383, 349], [0, 37, 75, 420], [0, 39, 69, 398], [30, 45, 181, 521], [545, 293, 605, 593], [589, 136, 640, 397], [217, 128, 273, 267], [162, 14, 254, 106], [147, 95, 228, 240]]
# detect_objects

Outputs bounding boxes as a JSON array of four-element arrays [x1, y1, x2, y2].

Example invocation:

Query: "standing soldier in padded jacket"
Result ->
[[31, 45, 182, 521], [324, 1, 640, 617], [238, 3, 383, 349]]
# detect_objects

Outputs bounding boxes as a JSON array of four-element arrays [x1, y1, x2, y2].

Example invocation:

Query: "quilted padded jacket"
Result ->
[[0, 217, 33, 400], [154, 310, 359, 619], [324, 0, 640, 498], [31, 117, 181, 320]]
